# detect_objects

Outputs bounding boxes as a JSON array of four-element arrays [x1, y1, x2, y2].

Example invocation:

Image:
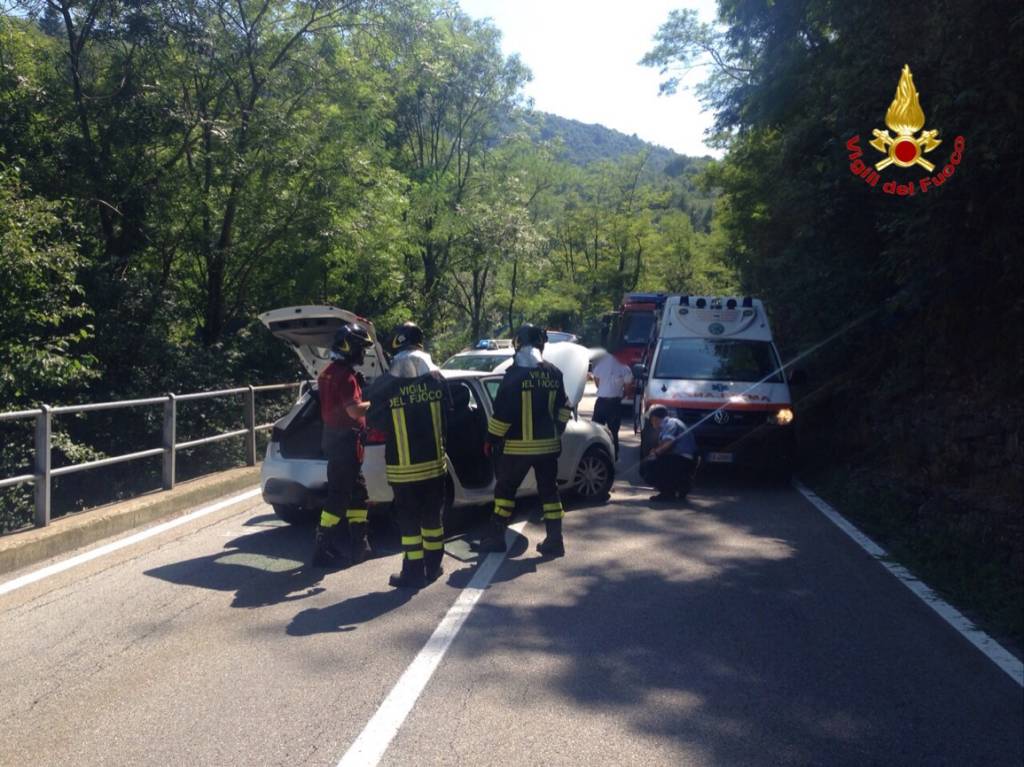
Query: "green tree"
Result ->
[[0, 164, 94, 403], [385, 3, 530, 334]]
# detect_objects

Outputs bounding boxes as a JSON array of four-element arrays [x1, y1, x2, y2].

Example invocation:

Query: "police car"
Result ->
[[258, 306, 616, 525], [635, 296, 797, 476], [440, 345, 514, 372]]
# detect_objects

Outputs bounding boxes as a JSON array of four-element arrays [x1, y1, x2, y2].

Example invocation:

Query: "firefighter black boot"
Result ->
[[348, 520, 371, 565], [536, 518, 565, 557], [424, 548, 444, 582], [478, 516, 508, 553], [312, 517, 346, 569], [389, 555, 426, 589], [421, 526, 445, 582]]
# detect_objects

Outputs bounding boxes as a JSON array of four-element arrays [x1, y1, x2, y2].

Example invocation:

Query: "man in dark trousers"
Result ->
[[591, 349, 633, 460], [640, 405, 700, 503], [366, 322, 450, 588], [313, 322, 374, 568], [480, 324, 572, 557]]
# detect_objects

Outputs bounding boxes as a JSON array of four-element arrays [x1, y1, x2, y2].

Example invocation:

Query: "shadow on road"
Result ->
[[444, 486, 1024, 766], [286, 589, 416, 635], [144, 516, 402, 608], [144, 521, 327, 608]]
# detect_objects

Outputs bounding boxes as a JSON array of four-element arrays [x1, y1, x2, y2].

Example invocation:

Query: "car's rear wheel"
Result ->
[[573, 447, 614, 500], [272, 504, 319, 526]]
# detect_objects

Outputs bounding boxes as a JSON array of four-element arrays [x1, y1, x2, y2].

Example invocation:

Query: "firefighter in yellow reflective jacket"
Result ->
[[480, 324, 571, 557], [366, 322, 452, 589]]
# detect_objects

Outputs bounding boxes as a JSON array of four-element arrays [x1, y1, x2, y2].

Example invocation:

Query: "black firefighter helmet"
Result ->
[[389, 321, 424, 353], [331, 322, 373, 365], [513, 323, 547, 352]]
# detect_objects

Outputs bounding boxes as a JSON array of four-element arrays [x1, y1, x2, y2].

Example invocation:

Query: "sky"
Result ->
[[457, 0, 722, 158]]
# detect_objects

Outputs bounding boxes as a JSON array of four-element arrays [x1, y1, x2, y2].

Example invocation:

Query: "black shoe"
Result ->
[[425, 562, 445, 582], [477, 517, 508, 553], [536, 536, 565, 557], [424, 550, 445, 582], [348, 521, 371, 565], [389, 558, 426, 589], [312, 529, 347, 569], [478, 534, 507, 553], [649, 493, 675, 503], [536, 517, 564, 557]]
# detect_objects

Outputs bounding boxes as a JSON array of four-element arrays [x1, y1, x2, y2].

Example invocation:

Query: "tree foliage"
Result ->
[[0, 1, 731, 526], [645, 0, 1023, 636]]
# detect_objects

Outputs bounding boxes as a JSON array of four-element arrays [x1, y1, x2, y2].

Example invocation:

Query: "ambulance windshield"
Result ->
[[653, 338, 784, 383]]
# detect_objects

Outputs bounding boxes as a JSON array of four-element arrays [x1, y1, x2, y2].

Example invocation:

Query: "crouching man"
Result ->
[[640, 405, 699, 503]]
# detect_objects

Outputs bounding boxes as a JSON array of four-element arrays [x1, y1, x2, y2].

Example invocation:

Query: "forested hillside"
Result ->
[[645, 0, 1023, 639], [0, 0, 732, 529]]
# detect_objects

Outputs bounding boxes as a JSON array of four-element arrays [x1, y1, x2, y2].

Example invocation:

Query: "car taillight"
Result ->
[[364, 427, 388, 445]]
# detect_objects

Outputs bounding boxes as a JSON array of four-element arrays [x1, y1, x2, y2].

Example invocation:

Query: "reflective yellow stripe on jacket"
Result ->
[[386, 459, 447, 483], [503, 437, 561, 455]]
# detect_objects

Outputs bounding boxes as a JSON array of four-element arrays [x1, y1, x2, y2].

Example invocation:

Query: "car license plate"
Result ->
[[707, 452, 734, 464]]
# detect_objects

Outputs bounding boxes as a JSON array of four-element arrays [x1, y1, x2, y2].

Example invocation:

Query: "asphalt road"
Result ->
[[2, 412, 1022, 766]]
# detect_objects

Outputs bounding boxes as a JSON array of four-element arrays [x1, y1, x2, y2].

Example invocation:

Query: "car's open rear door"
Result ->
[[258, 305, 385, 381]]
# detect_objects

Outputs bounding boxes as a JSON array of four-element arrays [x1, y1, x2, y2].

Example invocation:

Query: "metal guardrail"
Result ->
[[0, 382, 302, 528]]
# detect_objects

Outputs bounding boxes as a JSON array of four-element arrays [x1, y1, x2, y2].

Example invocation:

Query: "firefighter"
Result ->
[[480, 324, 572, 557], [366, 322, 451, 588], [313, 322, 374, 568]]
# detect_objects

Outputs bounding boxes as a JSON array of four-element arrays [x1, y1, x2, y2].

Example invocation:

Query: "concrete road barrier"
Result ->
[[0, 466, 260, 576]]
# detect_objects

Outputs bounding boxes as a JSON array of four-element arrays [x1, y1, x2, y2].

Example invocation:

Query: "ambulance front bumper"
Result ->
[[673, 408, 795, 469]]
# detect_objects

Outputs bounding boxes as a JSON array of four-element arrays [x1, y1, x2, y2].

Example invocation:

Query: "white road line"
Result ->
[[794, 480, 1023, 687], [337, 520, 528, 767], [0, 487, 262, 598]]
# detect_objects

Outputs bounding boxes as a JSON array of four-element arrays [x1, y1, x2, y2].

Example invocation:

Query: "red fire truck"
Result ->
[[600, 293, 668, 404]]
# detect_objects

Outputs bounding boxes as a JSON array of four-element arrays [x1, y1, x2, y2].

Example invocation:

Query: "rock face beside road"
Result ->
[[1, 421, 1022, 766]]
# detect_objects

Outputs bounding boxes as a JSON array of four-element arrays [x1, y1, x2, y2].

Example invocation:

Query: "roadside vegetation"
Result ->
[[643, 0, 1022, 645]]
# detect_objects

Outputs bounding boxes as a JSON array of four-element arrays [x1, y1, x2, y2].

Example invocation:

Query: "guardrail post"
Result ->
[[34, 405, 51, 527], [244, 385, 256, 466], [162, 394, 176, 490]]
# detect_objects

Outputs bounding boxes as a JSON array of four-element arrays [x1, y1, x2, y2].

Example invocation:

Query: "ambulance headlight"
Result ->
[[768, 408, 794, 426]]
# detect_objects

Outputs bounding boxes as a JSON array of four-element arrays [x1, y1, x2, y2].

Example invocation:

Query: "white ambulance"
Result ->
[[636, 295, 796, 476]]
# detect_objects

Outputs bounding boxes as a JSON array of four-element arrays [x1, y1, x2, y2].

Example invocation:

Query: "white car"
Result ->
[[440, 348, 514, 372], [258, 306, 615, 525]]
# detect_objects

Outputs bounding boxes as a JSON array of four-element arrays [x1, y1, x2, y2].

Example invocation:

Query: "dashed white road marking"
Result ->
[[336, 519, 529, 767], [794, 480, 1023, 687], [0, 487, 262, 598]]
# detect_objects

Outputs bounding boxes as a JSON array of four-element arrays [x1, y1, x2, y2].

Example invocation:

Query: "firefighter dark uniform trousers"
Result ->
[[367, 370, 450, 587], [483, 363, 572, 555]]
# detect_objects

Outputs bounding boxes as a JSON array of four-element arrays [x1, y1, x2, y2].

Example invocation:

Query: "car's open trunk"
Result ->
[[273, 392, 323, 459]]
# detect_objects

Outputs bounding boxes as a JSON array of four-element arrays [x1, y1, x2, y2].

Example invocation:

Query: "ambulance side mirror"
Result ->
[[788, 369, 808, 387], [632, 363, 648, 380]]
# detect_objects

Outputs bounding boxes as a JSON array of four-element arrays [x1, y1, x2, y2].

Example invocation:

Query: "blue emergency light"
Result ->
[[625, 293, 668, 306]]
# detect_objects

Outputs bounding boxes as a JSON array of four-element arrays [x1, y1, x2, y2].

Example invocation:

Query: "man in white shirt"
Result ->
[[591, 350, 634, 460]]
